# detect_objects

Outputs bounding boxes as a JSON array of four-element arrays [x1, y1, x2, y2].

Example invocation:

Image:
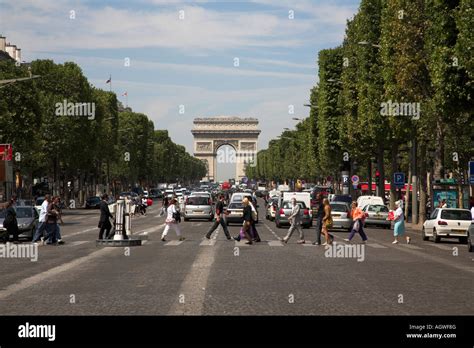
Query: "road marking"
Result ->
[[234, 240, 250, 247], [165, 240, 184, 246], [268, 241, 283, 246], [367, 243, 387, 249], [0, 246, 118, 300], [168, 237, 217, 315], [63, 227, 97, 238], [400, 244, 423, 250], [195, 223, 202, 227], [199, 239, 216, 246], [65, 241, 89, 247], [263, 222, 283, 241], [426, 244, 456, 251]]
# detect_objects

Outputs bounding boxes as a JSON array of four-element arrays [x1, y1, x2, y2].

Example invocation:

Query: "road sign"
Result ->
[[242, 177, 248, 184], [394, 172, 405, 188], [469, 161, 474, 185], [351, 175, 359, 184]]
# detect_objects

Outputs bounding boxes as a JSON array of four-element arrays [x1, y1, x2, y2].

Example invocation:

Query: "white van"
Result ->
[[282, 192, 312, 215], [357, 195, 384, 209]]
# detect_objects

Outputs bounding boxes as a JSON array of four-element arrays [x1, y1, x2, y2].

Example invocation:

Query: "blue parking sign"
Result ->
[[394, 172, 405, 188]]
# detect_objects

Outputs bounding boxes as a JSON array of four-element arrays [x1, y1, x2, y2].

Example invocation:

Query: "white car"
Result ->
[[422, 208, 471, 243], [357, 195, 384, 210]]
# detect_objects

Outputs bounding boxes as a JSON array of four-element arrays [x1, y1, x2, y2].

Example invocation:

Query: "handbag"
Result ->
[[353, 219, 360, 232], [172, 211, 181, 223]]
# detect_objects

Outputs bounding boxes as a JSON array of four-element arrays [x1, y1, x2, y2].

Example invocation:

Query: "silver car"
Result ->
[[0, 206, 39, 240], [363, 204, 390, 229], [329, 202, 352, 231], [275, 201, 312, 228], [183, 195, 214, 221]]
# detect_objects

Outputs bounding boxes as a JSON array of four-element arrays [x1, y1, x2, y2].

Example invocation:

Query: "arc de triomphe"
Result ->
[[191, 117, 261, 182]]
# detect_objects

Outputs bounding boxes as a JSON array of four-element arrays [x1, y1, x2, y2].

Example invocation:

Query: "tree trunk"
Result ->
[[389, 143, 398, 210], [433, 118, 444, 180], [419, 143, 427, 224], [377, 142, 385, 198]]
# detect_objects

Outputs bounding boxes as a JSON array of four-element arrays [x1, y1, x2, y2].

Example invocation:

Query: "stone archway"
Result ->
[[191, 117, 260, 182]]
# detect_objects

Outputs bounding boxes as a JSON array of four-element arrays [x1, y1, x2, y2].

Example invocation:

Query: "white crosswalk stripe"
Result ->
[[165, 240, 184, 246], [426, 244, 455, 251], [400, 244, 423, 250], [366, 243, 387, 249]]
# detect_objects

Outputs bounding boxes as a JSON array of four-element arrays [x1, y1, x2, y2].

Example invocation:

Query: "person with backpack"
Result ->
[[161, 199, 185, 242]]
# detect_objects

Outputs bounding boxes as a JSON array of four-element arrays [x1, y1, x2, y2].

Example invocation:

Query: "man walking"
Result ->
[[282, 197, 305, 244], [312, 193, 324, 245], [98, 193, 114, 239], [32, 194, 51, 244], [206, 195, 231, 240]]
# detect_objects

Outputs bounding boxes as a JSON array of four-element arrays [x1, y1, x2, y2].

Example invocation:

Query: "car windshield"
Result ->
[[35, 198, 45, 206], [440, 210, 471, 220], [368, 205, 389, 213], [17, 207, 34, 218], [333, 195, 352, 203], [228, 203, 243, 209], [331, 204, 348, 212], [187, 197, 209, 205], [282, 201, 306, 209], [88, 197, 100, 202]]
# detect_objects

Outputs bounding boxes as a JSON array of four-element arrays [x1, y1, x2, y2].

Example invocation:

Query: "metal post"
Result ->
[[114, 199, 124, 240]]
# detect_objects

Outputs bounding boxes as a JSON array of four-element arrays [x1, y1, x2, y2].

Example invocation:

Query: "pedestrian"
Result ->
[[98, 193, 114, 240], [160, 196, 169, 216], [205, 195, 232, 240], [235, 197, 253, 244], [312, 193, 324, 245], [344, 201, 368, 243], [246, 194, 261, 242], [51, 196, 65, 244], [161, 198, 185, 242], [282, 197, 305, 244], [321, 198, 334, 247], [392, 200, 410, 244], [32, 194, 50, 244], [3, 197, 19, 243], [44, 196, 60, 245]]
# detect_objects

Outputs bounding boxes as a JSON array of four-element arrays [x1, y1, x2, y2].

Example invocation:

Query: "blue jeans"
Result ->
[[45, 223, 58, 244], [32, 221, 46, 242]]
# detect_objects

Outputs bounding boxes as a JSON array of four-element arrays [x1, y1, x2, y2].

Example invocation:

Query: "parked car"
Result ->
[[0, 206, 38, 240], [275, 201, 312, 229], [85, 196, 101, 209], [142, 190, 149, 199], [331, 194, 353, 205], [362, 204, 391, 229], [468, 223, 473, 252], [149, 188, 163, 199], [224, 201, 245, 225], [329, 202, 352, 231], [357, 195, 385, 210], [183, 195, 214, 221], [119, 192, 138, 199], [422, 208, 471, 243]]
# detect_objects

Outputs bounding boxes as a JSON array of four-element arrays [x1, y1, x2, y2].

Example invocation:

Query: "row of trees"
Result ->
[[0, 59, 206, 202], [246, 0, 473, 221]]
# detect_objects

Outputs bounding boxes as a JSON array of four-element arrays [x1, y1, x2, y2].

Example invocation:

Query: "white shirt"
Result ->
[[471, 207, 474, 222], [166, 204, 177, 220], [39, 200, 49, 223], [394, 207, 403, 222]]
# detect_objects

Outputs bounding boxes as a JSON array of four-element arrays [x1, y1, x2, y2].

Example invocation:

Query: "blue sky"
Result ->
[[1, 0, 359, 180]]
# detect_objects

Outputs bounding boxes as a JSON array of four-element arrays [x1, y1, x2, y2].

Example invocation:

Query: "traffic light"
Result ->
[[375, 170, 380, 185]]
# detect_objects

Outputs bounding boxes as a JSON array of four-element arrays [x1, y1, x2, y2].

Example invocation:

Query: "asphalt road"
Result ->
[[0, 199, 473, 315]]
